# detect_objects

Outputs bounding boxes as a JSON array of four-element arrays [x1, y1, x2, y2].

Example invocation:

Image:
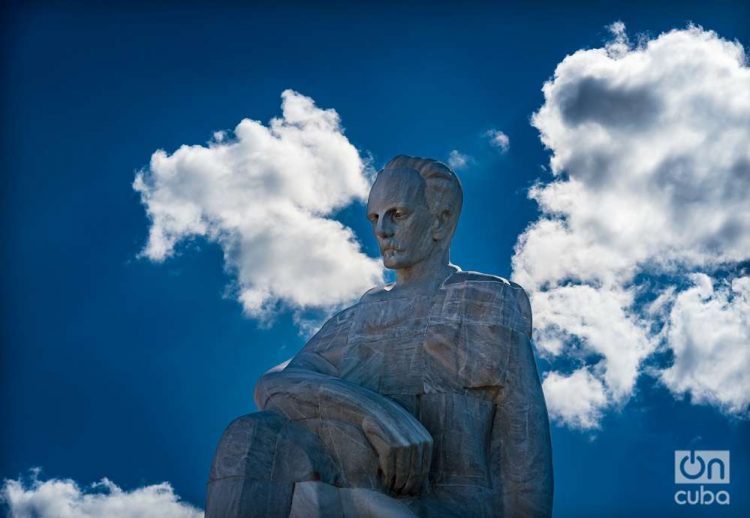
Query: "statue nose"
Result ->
[[375, 217, 394, 238]]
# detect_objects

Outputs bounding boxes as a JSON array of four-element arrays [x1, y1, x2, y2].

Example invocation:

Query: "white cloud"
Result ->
[[447, 149, 470, 169], [542, 369, 608, 430], [485, 129, 510, 152], [533, 284, 651, 401], [661, 274, 750, 415], [1, 470, 202, 518], [513, 24, 750, 428], [134, 90, 384, 321]]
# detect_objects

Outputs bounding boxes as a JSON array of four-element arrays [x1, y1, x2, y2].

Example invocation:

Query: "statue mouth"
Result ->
[[381, 245, 401, 257]]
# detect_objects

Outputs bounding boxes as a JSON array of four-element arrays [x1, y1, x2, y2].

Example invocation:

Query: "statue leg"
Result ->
[[206, 411, 338, 518]]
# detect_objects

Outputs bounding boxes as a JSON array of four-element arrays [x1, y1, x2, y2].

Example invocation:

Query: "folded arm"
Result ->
[[255, 362, 432, 496]]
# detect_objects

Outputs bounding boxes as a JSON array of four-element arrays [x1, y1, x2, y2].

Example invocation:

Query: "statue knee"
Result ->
[[206, 411, 337, 518]]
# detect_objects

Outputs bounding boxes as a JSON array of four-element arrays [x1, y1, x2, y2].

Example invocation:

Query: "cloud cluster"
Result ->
[[446, 129, 510, 171], [485, 129, 510, 152], [134, 90, 383, 320], [447, 150, 470, 170], [661, 274, 750, 415], [541, 369, 607, 430], [1, 470, 201, 518], [513, 24, 750, 428]]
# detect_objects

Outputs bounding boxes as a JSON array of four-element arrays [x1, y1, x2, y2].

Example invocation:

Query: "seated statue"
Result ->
[[206, 156, 553, 517]]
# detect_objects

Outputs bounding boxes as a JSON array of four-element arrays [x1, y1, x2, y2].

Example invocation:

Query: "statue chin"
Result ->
[[381, 249, 432, 271], [381, 256, 401, 269]]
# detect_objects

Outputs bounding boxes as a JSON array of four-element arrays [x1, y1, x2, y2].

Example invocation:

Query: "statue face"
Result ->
[[367, 168, 438, 270]]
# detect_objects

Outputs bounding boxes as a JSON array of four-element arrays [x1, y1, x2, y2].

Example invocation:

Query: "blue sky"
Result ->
[[2, 1, 749, 516]]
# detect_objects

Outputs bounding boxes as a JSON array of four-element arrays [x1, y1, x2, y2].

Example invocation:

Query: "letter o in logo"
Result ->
[[680, 452, 706, 480]]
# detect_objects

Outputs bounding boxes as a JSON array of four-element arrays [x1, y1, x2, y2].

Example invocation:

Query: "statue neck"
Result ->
[[393, 247, 455, 293]]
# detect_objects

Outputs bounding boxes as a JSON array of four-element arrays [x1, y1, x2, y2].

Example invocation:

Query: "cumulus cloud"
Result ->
[[512, 23, 750, 428], [661, 274, 750, 415], [1, 470, 202, 518], [542, 369, 608, 430], [485, 129, 510, 152], [447, 149, 471, 170], [134, 90, 384, 321]]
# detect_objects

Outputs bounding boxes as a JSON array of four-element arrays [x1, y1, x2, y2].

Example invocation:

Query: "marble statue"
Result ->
[[206, 156, 553, 517]]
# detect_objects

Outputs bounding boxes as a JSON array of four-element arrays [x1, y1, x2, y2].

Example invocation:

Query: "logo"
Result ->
[[675, 450, 730, 484], [674, 450, 730, 506]]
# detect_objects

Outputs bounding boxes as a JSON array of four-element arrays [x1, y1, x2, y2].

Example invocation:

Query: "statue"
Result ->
[[206, 156, 553, 517]]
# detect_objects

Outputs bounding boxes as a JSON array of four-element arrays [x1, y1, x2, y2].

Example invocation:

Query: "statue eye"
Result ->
[[368, 214, 378, 223], [393, 210, 406, 220]]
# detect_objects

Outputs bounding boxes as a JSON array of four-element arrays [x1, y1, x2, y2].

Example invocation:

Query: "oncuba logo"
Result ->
[[674, 450, 730, 506]]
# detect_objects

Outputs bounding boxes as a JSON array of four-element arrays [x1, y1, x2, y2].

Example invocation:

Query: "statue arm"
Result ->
[[254, 362, 433, 495], [254, 367, 422, 432], [491, 331, 553, 518]]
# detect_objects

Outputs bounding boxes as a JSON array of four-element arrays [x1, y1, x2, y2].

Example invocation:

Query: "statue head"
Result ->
[[367, 155, 463, 270]]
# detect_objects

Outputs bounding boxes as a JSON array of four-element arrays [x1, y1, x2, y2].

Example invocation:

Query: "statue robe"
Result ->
[[284, 270, 551, 517], [208, 270, 552, 517]]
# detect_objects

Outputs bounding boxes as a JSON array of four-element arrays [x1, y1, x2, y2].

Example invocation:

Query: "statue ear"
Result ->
[[432, 209, 452, 241]]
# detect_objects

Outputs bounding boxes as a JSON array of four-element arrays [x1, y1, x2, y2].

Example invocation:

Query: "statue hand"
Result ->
[[362, 407, 433, 496]]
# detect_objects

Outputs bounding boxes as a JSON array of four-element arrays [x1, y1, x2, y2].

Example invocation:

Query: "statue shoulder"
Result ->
[[358, 283, 395, 302], [302, 281, 388, 345], [444, 270, 532, 337], [288, 303, 359, 375]]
